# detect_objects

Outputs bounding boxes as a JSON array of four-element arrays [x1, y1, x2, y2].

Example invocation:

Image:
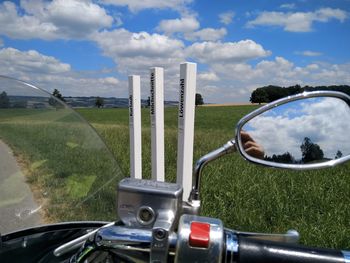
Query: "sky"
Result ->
[[0, 0, 349, 103]]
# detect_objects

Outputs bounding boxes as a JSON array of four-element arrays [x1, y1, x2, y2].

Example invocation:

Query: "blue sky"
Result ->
[[0, 0, 349, 102]]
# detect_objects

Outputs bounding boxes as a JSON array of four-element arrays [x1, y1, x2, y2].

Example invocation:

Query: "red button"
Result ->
[[189, 222, 210, 248]]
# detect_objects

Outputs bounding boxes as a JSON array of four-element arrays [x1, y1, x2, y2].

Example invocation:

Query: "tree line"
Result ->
[[250, 85, 350, 104], [265, 137, 343, 164]]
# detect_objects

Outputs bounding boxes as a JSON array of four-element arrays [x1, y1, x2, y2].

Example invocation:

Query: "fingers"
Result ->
[[241, 130, 265, 159], [245, 145, 265, 160], [243, 140, 258, 150], [240, 130, 253, 143], [244, 141, 265, 159]]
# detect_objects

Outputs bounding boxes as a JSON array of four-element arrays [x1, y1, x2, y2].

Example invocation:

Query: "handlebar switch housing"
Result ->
[[175, 214, 224, 263]]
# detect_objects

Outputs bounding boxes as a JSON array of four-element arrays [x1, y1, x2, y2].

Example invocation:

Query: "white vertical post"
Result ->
[[150, 67, 165, 182], [177, 62, 197, 201], [128, 75, 142, 179]]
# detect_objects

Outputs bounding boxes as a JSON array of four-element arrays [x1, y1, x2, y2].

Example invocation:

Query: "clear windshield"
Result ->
[[0, 76, 125, 234]]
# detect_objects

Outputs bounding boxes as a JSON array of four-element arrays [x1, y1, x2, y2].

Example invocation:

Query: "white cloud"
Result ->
[[306, 64, 319, 70], [316, 8, 347, 22], [247, 8, 348, 32], [255, 57, 295, 79], [43, 0, 113, 36], [0, 47, 71, 74], [245, 97, 350, 160], [0, 0, 113, 40], [185, 27, 227, 41], [100, 0, 192, 13], [0, 47, 124, 97], [198, 72, 219, 82], [296, 50, 323, 57], [47, 75, 123, 97], [157, 16, 226, 41], [91, 28, 186, 99], [197, 55, 350, 103], [34, 75, 125, 97], [186, 40, 271, 63], [215, 56, 350, 86], [0, 1, 55, 40], [93, 29, 184, 64], [99, 76, 120, 85], [280, 3, 296, 10], [0, 38, 3, 47], [157, 16, 200, 34], [219, 11, 235, 25]]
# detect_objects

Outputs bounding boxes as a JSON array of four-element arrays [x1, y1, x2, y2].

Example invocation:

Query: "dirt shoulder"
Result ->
[[0, 140, 43, 233]]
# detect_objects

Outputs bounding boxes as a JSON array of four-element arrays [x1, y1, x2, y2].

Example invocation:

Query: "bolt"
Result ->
[[138, 207, 154, 224], [154, 228, 166, 240]]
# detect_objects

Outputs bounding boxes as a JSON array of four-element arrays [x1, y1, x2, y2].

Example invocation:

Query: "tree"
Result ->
[[0, 91, 10, 108], [300, 137, 324, 163], [264, 85, 289, 102], [95, 97, 104, 108], [52, 89, 65, 102], [147, 96, 151, 108], [195, 93, 204, 106], [265, 152, 295, 164], [250, 88, 269, 104], [249, 84, 350, 104], [335, 150, 343, 159], [288, 84, 303, 95], [49, 89, 66, 108]]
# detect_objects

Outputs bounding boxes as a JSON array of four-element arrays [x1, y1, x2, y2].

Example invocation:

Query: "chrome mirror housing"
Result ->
[[235, 91, 350, 170]]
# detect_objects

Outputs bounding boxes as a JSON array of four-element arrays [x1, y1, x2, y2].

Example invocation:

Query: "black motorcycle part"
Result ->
[[0, 222, 107, 263], [238, 236, 346, 263]]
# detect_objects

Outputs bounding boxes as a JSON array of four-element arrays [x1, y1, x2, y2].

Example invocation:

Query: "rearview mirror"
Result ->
[[236, 91, 350, 169]]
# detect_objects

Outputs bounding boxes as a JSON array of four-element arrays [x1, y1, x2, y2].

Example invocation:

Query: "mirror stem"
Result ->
[[189, 140, 236, 204]]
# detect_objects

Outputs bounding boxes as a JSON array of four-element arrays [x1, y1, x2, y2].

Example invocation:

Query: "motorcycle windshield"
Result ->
[[0, 76, 125, 234]]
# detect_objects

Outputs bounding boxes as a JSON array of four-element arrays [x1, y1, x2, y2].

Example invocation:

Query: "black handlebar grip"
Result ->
[[238, 236, 346, 263]]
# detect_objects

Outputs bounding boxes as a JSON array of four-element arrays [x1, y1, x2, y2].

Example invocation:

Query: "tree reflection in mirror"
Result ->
[[241, 97, 350, 165]]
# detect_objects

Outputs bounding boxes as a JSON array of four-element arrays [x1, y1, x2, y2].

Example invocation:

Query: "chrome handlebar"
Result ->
[[60, 215, 309, 263]]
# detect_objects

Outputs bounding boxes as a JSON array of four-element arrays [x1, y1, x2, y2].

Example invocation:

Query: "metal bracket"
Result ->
[[150, 210, 175, 262], [189, 140, 236, 205]]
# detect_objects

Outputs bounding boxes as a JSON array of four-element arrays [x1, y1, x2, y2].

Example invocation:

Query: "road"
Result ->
[[0, 140, 43, 234]]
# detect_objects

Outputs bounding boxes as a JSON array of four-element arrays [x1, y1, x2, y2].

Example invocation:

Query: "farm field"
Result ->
[[78, 106, 350, 249], [0, 108, 124, 225]]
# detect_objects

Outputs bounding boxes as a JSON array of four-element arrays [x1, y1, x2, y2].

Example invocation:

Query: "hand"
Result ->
[[240, 131, 265, 159]]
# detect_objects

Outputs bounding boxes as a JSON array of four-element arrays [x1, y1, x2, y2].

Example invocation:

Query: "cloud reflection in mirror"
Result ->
[[241, 97, 350, 164]]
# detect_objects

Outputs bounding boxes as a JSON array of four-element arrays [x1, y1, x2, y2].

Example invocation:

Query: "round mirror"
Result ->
[[236, 94, 350, 169]]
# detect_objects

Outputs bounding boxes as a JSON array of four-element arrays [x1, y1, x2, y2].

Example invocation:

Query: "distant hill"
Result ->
[[64, 96, 178, 108]]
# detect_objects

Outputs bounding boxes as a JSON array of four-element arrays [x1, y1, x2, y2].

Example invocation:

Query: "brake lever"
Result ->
[[53, 222, 115, 257]]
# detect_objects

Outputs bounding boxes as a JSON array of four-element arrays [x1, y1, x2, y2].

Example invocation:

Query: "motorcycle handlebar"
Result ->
[[63, 223, 350, 263], [234, 235, 350, 263]]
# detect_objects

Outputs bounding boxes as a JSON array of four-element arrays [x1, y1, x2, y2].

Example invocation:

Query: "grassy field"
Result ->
[[0, 108, 124, 223], [77, 106, 350, 250]]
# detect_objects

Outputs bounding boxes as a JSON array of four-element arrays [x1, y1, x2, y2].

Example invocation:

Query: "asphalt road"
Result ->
[[0, 140, 43, 234]]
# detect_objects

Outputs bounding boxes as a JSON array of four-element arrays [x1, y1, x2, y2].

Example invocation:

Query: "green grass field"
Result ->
[[77, 106, 350, 249], [0, 108, 124, 223]]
